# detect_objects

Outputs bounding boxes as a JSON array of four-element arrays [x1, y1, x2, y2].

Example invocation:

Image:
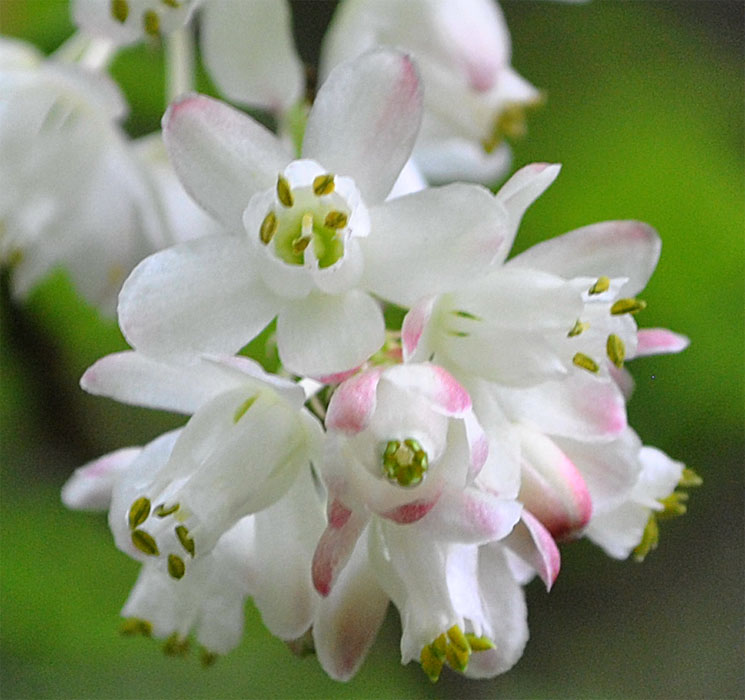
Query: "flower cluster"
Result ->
[[6, 0, 697, 685]]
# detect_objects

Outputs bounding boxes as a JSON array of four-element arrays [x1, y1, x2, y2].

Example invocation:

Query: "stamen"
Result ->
[[382, 438, 428, 487], [200, 649, 218, 667], [162, 0, 182, 7], [292, 236, 311, 254], [233, 395, 258, 423], [175, 525, 195, 557], [606, 333, 625, 368], [259, 211, 278, 244], [453, 310, 481, 321], [447, 330, 470, 338], [572, 352, 599, 373], [110, 0, 129, 23], [143, 9, 160, 36], [154, 502, 180, 517], [128, 497, 151, 530], [465, 634, 495, 652], [610, 298, 647, 315], [301, 212, 314, 237], [679, 467, 703, 488], [633, 515, 659, 561], [482, 103, 527, 152], [420, 626, 494, 682], [657, 492, 688, 519], [168, 553, 186, 579], [312, 173, 335, 196], [323, 211, 348, 229], [589, 276, 611, 295], [420, 644, 445, 683], [276, 175, 294, 207], [131, 529, 159, 556], [120, 618, 152, 637], [447, 625, 471, 654], [163, 634, 190, 657], [568, 319, 590, 337]]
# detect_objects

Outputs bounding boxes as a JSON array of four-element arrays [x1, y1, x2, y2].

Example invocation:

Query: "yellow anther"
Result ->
[[131, 529, 159, 556], [142, 9, 160, 35], [292, 236, 311, 254], [120, 618, 152, 637], [453, 310, 481, 321], [259, 211, 278, 244], [679, 467, 703, 488], [431, 633, 448, 660], [589, 276, 611, 295], [163, 634, 190, 657], [168, 553, 186, 579], [658, 492, 688, 520], [110, 0, 129, 23], [606, 333, 626, 368], [154, 502, 180, 517], [568, 319, 590, 337], [573, 352, 599, 373], [610, 298, 647, 315], [465, 634, 495, 652], [128, 497, 151, 530], [447, 626, 471, 653], [233, 394, 258, 423], [162, 0, 182, 8], [445, 643, 469, 672], [323, 211, 348, 229], [175, 525, 195, 557], [633, 515, 659, 562], [421, 644, 444, 683], [276, 175, 294, 207], [312, 173, 335, 196], [200, 649, 218, 667], [483, 103, 528, 152]]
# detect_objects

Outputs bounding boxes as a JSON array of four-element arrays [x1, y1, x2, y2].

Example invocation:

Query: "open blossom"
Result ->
[[309, 363, 542, 680], [119, 49, 508, 376], [321, 0, 540, 184]]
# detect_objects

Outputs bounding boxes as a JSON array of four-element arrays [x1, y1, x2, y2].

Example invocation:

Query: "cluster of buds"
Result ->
[[3, 0, 697, 685]]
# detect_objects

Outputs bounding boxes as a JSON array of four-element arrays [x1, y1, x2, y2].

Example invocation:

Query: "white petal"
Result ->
[[503, 511, 561, 590], [62, 447, 141, 511], [163, 93, 291, 230], [508, 220, 661, 296], [363, 184, 508, 306], [118, 235, 280, 360], [200, 0, 303, 113], [413, 138, 511, 185], [250, 466, 325, 640], [276, 290, 385, 376], [496, 372, 628, 442], [303, 49, 422, 205], [314, 530, 389, 681], [387, 157, 428, 199]]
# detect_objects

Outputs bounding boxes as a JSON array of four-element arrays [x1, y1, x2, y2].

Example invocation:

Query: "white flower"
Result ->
[[320, 0, 540, 184], [118, 49, 508, 376], [403, 163, 689, 387], [308, 363, 541, 680]]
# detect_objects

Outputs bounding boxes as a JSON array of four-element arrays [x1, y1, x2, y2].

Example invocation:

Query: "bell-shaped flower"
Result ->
[[80, 351, 323, 578], [119, 49, 508, 376], [320, 0, 539, 184], [584, 435, 698, 561], [404, 163, 687, 388]]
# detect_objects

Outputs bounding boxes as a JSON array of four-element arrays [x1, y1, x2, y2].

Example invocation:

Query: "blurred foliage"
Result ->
[[1, 1, 743, 698]]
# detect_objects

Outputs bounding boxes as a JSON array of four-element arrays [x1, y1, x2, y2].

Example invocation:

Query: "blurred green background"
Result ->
[[1, 1, 743, 698]]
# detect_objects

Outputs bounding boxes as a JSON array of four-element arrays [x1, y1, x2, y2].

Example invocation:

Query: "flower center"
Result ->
[[258, 173, 349, 270], [420, 625, 495, 683], [381, 438, 429, 487]]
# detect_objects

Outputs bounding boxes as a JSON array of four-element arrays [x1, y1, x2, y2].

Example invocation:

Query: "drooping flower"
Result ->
[[118, 49, 509, 377], [320, 0, 540, 184], [308, 363, 549, 680]]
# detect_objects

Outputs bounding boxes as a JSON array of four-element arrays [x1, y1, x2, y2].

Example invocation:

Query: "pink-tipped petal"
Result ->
[[401, 296, 436, 361], [325, 369, 383, 433], [518, 430, 593, 540], [634, 328, 690, 357], [380, 496, 439, 525], [312, 501, 368, 597], [163, 93, 291, 230], [509, 220, 661, 296], [505, 510, 561, 590], [384, 363, 471, 417], [303, 49, 423, 205]]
